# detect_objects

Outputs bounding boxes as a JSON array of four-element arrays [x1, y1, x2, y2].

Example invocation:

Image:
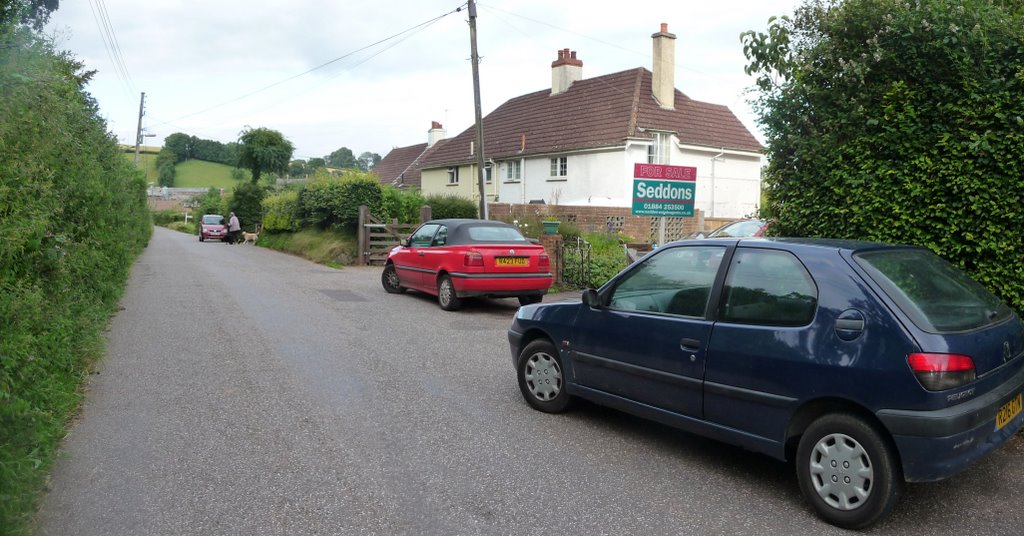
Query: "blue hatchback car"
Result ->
[[508, 238, 1024, 529]]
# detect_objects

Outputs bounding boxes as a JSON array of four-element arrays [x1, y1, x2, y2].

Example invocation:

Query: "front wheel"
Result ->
[[796, 413, 903, 530], [381, 264, 405, 294], [437, 275, 461, 311], [516, 339, 571, 413]]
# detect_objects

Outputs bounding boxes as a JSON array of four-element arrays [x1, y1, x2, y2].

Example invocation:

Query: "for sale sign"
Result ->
[[631, 163, 697, 217]]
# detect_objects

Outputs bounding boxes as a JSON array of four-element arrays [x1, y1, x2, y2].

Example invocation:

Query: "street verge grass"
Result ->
[[256, 229, 357, 267]]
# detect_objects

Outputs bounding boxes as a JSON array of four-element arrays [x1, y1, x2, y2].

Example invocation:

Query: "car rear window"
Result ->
[[466, 226, 527, 242], [854, 249, 1010, 333]]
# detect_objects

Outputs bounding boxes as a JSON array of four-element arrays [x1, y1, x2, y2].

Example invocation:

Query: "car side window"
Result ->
[[408, 224, 440, 248], [431, 226, 448, 247], [719, 249, 817, 326], [608, 246, 725, 317]]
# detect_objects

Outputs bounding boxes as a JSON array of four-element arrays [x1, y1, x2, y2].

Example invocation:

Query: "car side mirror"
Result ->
[[403, 237, 411, 247], [582, 288, 602, 308]]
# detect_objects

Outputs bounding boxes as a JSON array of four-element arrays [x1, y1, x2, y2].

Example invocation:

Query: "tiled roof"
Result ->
[[373, 143, 428, 188], [419, 68, 762, 169]]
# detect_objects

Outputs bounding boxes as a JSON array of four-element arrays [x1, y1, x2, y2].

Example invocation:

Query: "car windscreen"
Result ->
[[707, 219, 764, 238], [202, 215, 224, 225], [854, 249, 1010, 333], [466, 225, 527, 242]]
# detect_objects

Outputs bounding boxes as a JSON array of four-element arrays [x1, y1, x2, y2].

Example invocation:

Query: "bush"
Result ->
[[151, 209, 183, 226], [1, 26, 151, 532], [380, 186, 424, 223], [228, 182, 266, 232], [262, 190, 300, 232], [296, 171, 382, 231], [424, 194, 478, 220], [563, 232, 629, 289], [195, 187, 226, 220]]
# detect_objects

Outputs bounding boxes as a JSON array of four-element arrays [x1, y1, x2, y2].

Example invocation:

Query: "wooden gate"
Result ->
[[357, 206, 431, 266]]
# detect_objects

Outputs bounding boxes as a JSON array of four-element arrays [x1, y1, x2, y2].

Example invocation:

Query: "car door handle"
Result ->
[[680, 338, 702, 351]]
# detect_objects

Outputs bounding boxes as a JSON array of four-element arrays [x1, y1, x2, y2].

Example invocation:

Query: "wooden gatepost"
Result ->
[[357, 205, 431, 266]]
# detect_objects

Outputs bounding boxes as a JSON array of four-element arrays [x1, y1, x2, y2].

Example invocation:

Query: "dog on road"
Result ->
[[242, 224, 261, 245]]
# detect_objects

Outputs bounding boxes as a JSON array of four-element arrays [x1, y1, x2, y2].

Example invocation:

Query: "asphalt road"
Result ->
[[36, 227, 1024, 535]]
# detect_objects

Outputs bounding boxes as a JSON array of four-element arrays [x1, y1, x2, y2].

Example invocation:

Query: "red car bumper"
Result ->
[[450, 272, 553, 298]]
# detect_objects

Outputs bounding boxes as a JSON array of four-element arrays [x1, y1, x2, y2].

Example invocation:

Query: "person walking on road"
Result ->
[[228, 212, 241, 244]]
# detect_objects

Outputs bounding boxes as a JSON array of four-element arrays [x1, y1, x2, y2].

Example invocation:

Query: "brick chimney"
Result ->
[[551, 48, 583, 95], [427, 121, 445, 148], [651, 23, 676, 109]]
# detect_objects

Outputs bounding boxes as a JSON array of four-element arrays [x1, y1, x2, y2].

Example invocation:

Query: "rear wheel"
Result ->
[[381, 264, 405, 294], [517, 339, 571, 413], [518, 294, 543, 306], [437, 275, 461, 311], [796, 413, 903, 529]]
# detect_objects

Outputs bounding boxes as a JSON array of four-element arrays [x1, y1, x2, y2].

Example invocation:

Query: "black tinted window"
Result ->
[[720, 249, 817, 326], [855, 248, 1010, 333], [608, 246, 725, 317]]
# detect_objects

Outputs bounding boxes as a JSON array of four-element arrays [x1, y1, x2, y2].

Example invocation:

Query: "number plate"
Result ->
[[495, 256, 529, 267], [996, 393, 1022, 431]]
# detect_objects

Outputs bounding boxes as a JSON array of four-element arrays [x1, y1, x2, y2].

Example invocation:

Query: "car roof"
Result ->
[[421, 219, 530, 246], [671, 236, 925, 254]]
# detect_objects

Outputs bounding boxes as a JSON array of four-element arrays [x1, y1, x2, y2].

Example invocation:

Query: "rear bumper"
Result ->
[[876, 363, 1024, 481], [449, 272, 552, 297]]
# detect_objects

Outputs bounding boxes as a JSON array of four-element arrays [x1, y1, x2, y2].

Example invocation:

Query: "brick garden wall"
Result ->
[[488, 203, 716, 244]]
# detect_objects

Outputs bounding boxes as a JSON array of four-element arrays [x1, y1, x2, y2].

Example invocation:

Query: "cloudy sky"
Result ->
[[45, 0, 801, 161]]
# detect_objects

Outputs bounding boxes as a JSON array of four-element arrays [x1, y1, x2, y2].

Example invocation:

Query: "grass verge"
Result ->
[[256, 229, 357, 266]]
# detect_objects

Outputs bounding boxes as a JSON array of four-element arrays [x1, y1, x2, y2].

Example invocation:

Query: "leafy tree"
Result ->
[[162, 132, 193, 162], [742, 0, 1024, 311], [307, 157, 326, 170], [288, 159, 308, 177], [1, 0, 59, 29], [236, 126, 294, 184], [357, 151, 381, 171], [325, 146, 357, 169], [228, 182, 266, 232]]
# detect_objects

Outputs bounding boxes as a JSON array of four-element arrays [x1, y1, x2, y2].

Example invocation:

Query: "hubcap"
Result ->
[[439, 279, 452, 304], [524, 352, 562, 401], [386, 268, 400, 288], [809, 433, 873, 511]]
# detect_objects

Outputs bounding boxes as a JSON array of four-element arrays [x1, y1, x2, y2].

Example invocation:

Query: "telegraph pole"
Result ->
[[467, 0, 488, 219], [133, 91, 146, 165]]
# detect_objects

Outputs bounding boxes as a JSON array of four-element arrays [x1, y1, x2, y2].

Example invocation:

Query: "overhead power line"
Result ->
[[165, 3, 468, 123], [87, 0, 135, 95]]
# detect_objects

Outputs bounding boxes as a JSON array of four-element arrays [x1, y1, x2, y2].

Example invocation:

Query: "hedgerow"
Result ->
[[0, 23, 151, 534]]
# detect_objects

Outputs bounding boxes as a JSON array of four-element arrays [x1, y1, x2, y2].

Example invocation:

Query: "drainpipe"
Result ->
[[710, 149, 725, 218]]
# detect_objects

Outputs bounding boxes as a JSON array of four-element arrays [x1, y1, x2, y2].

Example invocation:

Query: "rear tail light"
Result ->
[[538, 254, 550, 269], [464, 251, 484, 267], [907, 353, 976, 391]]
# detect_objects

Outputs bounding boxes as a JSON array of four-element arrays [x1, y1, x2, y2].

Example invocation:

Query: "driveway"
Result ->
[[36, 227, 1024, 535]]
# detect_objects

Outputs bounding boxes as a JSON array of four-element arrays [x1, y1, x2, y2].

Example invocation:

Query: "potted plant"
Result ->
[[542, 216, 561, 235]]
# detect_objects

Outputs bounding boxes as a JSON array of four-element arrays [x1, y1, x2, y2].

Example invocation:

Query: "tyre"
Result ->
[[437, 275, 462, 311], [796, 413, 903, 530], [381, 264, 405, 294], [518, 294, 543, 306], [516, 339, 571, 413]]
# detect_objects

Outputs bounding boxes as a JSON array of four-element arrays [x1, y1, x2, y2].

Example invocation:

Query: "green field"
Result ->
[[174, 159, 250, 189]]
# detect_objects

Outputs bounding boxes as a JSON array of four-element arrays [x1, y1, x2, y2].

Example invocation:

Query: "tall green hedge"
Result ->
[[743, 0, 1024, 311], [296, 171, 382, 230], [0, 27, 151, 533], [424, 193, 478, 220]]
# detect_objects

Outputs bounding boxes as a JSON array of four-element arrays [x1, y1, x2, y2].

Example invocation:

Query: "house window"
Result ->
[[447, 166, 459, 185], [550, 157, 567, 178], [485, 162, 493, 184], [647, 132, 671, 164], [505, 160, 521, 182]]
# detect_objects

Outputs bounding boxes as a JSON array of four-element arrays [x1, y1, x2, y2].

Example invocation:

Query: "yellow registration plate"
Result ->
[[996, 393, 1022, 431], [495, 256, 529, 267]]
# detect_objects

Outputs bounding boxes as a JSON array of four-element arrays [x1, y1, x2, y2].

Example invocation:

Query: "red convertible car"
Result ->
[[382, 219, 553, 311]]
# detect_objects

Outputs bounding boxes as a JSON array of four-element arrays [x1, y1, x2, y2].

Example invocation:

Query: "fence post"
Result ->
[[357, 205, 368, 266], [420, 205, 432, 223]]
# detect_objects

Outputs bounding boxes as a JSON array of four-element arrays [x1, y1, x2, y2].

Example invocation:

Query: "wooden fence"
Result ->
[[356, 206, 432, 266]]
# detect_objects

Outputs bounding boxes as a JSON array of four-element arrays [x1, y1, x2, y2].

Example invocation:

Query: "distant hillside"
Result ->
[[174, 160, 250, 189]]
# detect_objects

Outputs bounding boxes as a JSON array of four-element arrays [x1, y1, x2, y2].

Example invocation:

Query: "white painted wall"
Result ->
[[428, 138, 763, 218]]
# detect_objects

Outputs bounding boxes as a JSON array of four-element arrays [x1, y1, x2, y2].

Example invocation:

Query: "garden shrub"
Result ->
[[262, 190, 300, 232], [296, 171, 382, 231], [380, 186, 424, 223], [424, 194, 478, 220], [229, 181, 266, 232]]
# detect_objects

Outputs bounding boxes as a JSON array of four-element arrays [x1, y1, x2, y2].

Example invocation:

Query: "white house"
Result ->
[[418, 24, 763, 219]]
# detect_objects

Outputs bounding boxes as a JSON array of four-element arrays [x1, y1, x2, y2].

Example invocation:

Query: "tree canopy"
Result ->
[[236, 127, 294, 184], [742, 0, 1024, 310]]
